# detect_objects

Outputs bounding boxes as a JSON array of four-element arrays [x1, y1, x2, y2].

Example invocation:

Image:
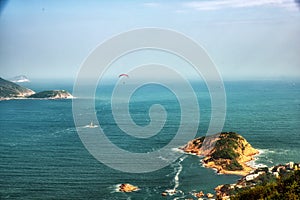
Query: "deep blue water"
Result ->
[[0, 81, 299, 199]]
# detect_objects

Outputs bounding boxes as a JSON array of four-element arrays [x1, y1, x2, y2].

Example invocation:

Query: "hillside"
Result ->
[[28, 90, 73, 99], [224, 163, 300, 200], [0, 77, 35, 99], [231, 170, 300, 200], [181, 132, 259, 176]]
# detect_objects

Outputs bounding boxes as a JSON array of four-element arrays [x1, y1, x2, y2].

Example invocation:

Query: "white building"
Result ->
[[245, 174, 259, 181]]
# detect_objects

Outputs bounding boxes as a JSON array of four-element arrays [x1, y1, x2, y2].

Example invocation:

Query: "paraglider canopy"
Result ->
[[118, 73, 129, 84], [118, 73, 129, 78]]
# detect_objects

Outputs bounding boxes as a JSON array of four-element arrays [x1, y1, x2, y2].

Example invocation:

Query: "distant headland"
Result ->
[[0, 77, 73, 100], [28, 90, 73, 99]]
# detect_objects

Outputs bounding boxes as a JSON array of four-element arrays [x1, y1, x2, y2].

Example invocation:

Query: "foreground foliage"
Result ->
[[232, 170, 300, 200]]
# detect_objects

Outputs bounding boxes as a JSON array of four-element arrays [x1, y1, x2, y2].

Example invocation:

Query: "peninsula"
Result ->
[[181, 132, 259, 176], [0, 77, 35, 100]]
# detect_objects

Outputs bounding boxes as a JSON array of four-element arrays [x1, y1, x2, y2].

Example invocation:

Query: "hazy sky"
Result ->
[[1, 0, 300, 81]]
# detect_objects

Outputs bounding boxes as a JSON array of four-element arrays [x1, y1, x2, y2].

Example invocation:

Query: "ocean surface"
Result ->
[[0, 80, 299, 199]]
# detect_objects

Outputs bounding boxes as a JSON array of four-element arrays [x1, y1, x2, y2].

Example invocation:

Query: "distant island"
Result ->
[[28, 90, 73, 99], [0, 77, 73, 100], [181, 132, 259, 176]]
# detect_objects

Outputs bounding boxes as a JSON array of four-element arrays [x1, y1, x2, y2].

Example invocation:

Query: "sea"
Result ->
[[0, 80, 299, 199]]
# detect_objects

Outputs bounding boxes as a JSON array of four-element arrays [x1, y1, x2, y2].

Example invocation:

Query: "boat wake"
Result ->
[[83, 124, 98, 128]]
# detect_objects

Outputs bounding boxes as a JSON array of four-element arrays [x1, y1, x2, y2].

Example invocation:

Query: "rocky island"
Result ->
[[28, 90, 73, 99], [181, 132, 259, 176], [119, 183, 139, 193]]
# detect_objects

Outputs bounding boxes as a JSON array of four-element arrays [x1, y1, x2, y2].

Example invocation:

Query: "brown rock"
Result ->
[[161, 192, 167, 196], [195, 191, 204, 198], [119, 183, 139, 192], [207, 193, 214, 198]]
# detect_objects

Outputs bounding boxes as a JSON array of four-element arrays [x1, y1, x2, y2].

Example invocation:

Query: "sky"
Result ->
[[1, 0, 300, 81]]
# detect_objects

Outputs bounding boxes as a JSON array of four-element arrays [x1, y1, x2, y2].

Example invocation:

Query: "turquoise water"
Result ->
[[0, 81, 299, 199]]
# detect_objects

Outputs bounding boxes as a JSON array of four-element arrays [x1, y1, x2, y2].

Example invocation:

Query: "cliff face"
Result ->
[[181, 132, 259, 176], [0, 77, 35, 99], [28, 90, 73, 99]]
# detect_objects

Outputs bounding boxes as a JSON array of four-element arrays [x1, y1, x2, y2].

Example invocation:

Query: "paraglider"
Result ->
[[118, 73, 129, 78], [119, 73, 129, 84]]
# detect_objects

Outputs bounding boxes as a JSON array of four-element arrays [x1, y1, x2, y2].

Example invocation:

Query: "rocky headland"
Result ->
[[181, 132, 259, 176], [0, 77, 35, 100]]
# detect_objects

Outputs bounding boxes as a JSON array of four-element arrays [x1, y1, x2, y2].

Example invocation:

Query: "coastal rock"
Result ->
[[181, 132, 259, 176], [28, 90, 73, 99], [194, 191, 204, 198], [206, 193, 214, 198], [119, 183, 139, 192], [0, 77, 35, 100], [161, 192, 167, 196]]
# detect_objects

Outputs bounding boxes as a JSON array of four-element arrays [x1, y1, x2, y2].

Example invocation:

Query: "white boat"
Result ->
[[88, 121, 96, 128]]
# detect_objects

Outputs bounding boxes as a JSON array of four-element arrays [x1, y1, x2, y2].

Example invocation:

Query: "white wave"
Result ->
[[258, 149, 275, 155], [83, 124, 99, 128], [247, 159, 268, 169], [112, 184, 122, 193], [171, 147, 185, 154], [174, 157, 186, 190], [158, 156, 169, 162], [245, 149, 271, 169], [164, 156, 187, 197]]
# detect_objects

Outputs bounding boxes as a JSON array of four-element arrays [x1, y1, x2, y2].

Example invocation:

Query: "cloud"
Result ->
[[174, 9, 188, 14], [143, 2, 160, 7], [184, 0, 299, 11]]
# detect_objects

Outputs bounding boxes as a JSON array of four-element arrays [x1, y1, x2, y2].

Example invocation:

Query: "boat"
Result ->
[[88, 121, 96, 128]]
